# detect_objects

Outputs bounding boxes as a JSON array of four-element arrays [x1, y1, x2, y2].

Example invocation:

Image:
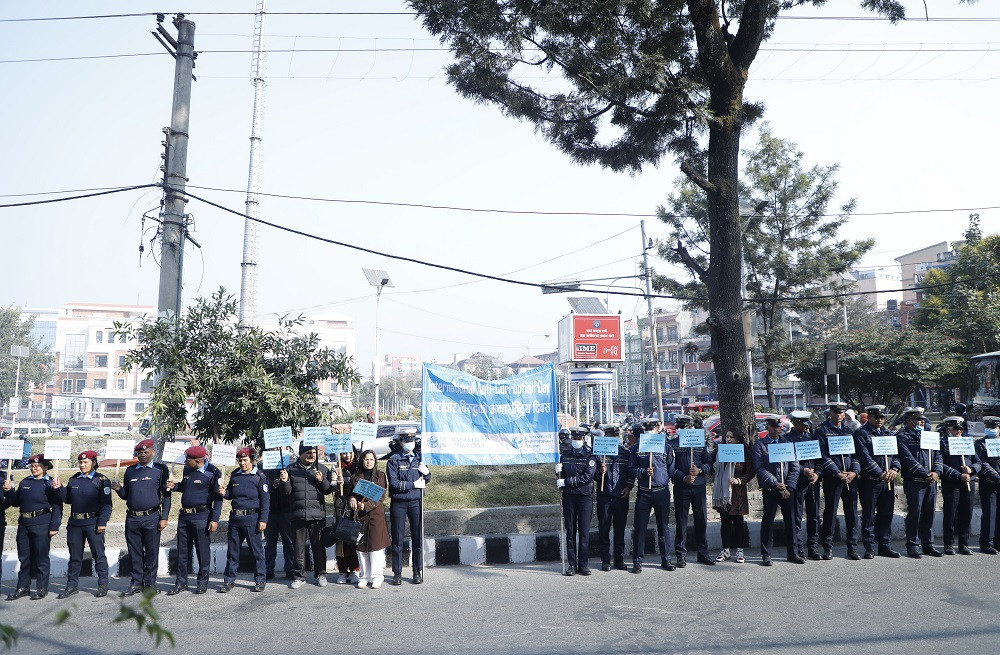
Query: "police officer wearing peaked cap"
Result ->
[[387, 428, 430, 585], [4, 454, 62, 601], [557, 427, 599, 575], [939, 416, 979, 555], [754, 417, 803, 566], [113, 438, 171, 596], [219, 447, 269, 593], [895, 407, 944, 558], [816, 401, 861, 560], [595, 424, 632, 571], [629, 418, 677, 573], [976, 416, 1000, 554], [786, 410, 822, 560], [669, 414, 715, 566], [852, 406, 901, 558], [51, 450, 113, 598]]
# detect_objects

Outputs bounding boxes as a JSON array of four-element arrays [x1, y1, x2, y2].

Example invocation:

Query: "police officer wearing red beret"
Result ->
[[50, 450, 113, 598], [112, 438, 171, 596], [218, 447, 269, 593], [4, 454, 62, 600], [165, 445, 222, 595]]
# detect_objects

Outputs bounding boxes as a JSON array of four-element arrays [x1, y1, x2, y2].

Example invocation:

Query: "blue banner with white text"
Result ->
[[421, 363, 559, 466]]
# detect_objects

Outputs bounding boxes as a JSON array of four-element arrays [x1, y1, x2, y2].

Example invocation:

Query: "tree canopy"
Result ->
[[0, 308, 54, 406]]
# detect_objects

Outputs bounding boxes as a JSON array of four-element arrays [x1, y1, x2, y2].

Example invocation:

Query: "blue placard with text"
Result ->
[[261, 451, 291, 470], [325, 434, 353, 454], [638, 433, 666, 454], [302, 426, 329, 447], [768, 442, 796, 463], [716, 444, 745, 463], [592, 436, 620, 457], [677, 428, 706, 449], [826, 435, 855, 456], [263, 426, 293, 450], [353, 478, 386, 503], [795, 441, 822, 460], [986, 439, 1000, 458]]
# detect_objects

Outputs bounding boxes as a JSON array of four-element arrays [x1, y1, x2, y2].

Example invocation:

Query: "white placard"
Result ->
[[350, 422, 378, 441], [870, 436, 898, 457], [948, 436, 975, 457], [0, 439, 25, 460], [211, 443, 237, 467], [920, 430, 941, 451], [302, 426, 330, 447], [967, 421, 986, 437], [161, 442, 188, 464], [43, 439, 72, 461], [986, 440, 1000, 458], [105, 439, 136, 460]]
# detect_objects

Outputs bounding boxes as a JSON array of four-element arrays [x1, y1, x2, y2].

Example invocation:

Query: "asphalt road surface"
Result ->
[[2, 546, 998, 655]]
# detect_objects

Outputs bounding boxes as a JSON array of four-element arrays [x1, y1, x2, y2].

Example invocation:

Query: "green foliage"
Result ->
[[116, 288, 359, 452], [0, 308, 55, 405], [787, 324, 964, 409], [0, 624, 16, 651], [114, 588, 175, 648]]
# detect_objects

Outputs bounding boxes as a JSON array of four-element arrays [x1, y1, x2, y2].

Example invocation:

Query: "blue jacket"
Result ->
[[853, 423, 900, 482], [559, 444, 597, 496], [753, 435, 800, 491], [975, 438, 1000, 486], [629, 442, 675, 490], [786, 428, 823, 487], [816, 420, 861, 477], [940, 433, 981, 485], [116, 462, 171, 517], [171, 462, 223, 522], [9, 474, 63, 531], [386, 452, 430, 501], [596, 445, 634, 498], [667, 437, 714, 487], [59, 471, 113, 526], [896, 428, 943, 481], [224, 467, 270, 523]]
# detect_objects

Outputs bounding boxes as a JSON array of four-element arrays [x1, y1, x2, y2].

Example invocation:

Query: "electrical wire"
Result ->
[[0, 184, 159, 208]]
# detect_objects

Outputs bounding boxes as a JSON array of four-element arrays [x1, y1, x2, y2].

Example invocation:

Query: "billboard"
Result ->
[[557, 314, 623, 363]]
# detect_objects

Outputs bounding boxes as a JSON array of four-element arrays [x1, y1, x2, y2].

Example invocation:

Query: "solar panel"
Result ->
[[567, 296, 608, 314], [362, 268, 394, 288]]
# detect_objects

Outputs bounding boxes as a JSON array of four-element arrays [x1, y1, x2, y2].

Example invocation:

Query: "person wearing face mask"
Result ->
[[939, 416, 979, 555], [629, 418, 676, 573], [218, 447, 269, 593], [4, 454, 62, 601], [786, 411, 822, 560], [852, 405, 901, 559], [349, 450, 391, 588], [896, 407, 943, 558], [595, 424, 634, 572], [975, 416, 1000, 554], [754, 418, 803, 566], [557, 426, 598, 575], [387, 429, 430, 585], [816, 401, 860, 560], [51, 450, 113, 598]]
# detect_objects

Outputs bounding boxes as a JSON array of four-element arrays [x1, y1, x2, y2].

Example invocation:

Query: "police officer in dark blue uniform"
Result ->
[[853, 405, 901, 558], [668, 415, 715, 566], [595, 424, 633, 571], [387, 429, 430, 585], [976, 416, 1000, 554], [786, 411, 822, 560], [52, 449, 112, 598], [219, 447, 269, 593], [896, 407, 943, 558], [4, 454, 62, 600], [112, 438, 171, 596], [166, 445, 222, 595], [557, 426, 598, 575], [629, 419, 676, 573], [754, 418, 803, 566], [816, 401, 861, 560], [939, 416, 979, 555]]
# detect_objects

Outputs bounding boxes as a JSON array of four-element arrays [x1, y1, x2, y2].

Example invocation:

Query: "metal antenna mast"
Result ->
[[239, 0, 266, 328]]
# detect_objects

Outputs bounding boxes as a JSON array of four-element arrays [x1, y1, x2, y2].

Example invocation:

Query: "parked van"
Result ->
[[0, 423, 52, 438]]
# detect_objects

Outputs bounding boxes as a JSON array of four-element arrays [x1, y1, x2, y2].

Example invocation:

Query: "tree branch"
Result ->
[[680, 159, 718, 195], [674, 239, 709, 283]]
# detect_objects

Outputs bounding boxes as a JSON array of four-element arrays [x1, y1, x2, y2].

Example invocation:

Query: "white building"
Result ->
[[299, 313, 357, 415]]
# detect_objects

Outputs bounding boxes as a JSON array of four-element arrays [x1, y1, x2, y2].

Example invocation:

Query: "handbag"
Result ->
[[321, 521, 339, 549], [333, 510, 364, 546]]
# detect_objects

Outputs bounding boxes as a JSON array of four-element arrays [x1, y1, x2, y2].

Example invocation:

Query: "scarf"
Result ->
[[712, 448, 735, 510]]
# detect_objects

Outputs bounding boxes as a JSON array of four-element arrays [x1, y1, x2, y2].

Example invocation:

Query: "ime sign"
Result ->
[[559, 314, 623, 363]]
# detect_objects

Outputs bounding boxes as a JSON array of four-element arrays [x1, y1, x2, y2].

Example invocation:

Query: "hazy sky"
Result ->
[[1, 0, 995, 375]]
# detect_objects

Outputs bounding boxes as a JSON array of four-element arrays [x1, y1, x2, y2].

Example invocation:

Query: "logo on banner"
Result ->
[[428, 434, 439, 449]]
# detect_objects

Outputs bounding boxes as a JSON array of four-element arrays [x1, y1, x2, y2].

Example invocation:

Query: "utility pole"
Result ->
[[239, 0, 266, 328], [641, 221, 665, 423], [156, 14, 196, 321]]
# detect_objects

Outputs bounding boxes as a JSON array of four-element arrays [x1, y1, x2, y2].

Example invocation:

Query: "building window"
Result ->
[[116, 379, 125, 390], [94, 379, 107, 390], [667, 327, 678, 342], [95, 355, 108, 368], [118, 355, 126, 368], [95, 331, 103, 344], [685, 351, 699, 364], [76, 379, 86, 393], [140, 379, 152, 393], [64, 333, 86, 370], [118, 333, 127, 343], [135, 403, 145, 412], [670, 376, 681, 389], [655, 328, 665, 342], [62, 379, 74, 393], [106, 331, 114, 343], [669, 351, 679, 366]]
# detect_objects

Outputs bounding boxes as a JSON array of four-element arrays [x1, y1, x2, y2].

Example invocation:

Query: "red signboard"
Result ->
[[571, 315, 622, 362]]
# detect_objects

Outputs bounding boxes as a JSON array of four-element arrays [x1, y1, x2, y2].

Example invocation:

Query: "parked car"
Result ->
[[73, 425, 114, 437], [0, 423, 52, 438], [351, 421, 421, 460]]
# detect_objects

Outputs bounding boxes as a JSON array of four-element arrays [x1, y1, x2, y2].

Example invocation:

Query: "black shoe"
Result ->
[[217, 582, 234, 594], [94, 584, 108, 598], [675, 557, 687, 568], [5, 588, 29, 601], [194, 583, 208, 595], [564, 568, 575, 576], [761, 556, 773, 567], [661, 560, 676, 571], [265, 572, 276, 580], [821, 550, 833, 560], [30, 589, 47, 600], [601, 563, 612, 572], [121, 586, 142, 597], [57, 587, 78, 599], [787, 555, 805, 564], [808, 550, 823, 561], [878, 547, 901, 558], [923, 547, 943, 557], [252, 582, 266, 592], [412, 572, 423, 584], [862, 550, 875, 559], [697, 555, 716, 566], [981, 546, 998, 555], [166, 584, 188, 596], [943, 546, 956, 556], [847, 551, 861, 561], [958, 545, 973, 555], [390, 573, 402, 586], [631, 562, 642, 574], [614, 562, 628, 571], [796, 551, 807, 560], [577, 567, 592, 576], [907, 549, 923, 559]]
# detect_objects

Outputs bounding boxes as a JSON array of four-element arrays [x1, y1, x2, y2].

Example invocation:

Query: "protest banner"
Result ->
[[794, 440, 822, 462], [263, 426, 293, 450], [106, 439, 136, 482]]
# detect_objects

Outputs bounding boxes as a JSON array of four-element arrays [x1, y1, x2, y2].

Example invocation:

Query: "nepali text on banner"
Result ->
[[420, 363, 559, 466]]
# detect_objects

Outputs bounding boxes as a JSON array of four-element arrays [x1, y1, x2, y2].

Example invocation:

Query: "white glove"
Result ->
[[556, 479, 566, 489], [413, 478, 426, 489], [555, 463, 563, 474], [417, 463, 429, 475]]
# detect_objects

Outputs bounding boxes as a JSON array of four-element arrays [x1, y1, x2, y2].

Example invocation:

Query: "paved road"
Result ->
[[2, 547, 998, 655]]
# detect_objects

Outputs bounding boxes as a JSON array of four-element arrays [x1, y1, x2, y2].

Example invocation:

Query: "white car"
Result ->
[[66, 425, 114, 437], [351, 421, 420, 460]]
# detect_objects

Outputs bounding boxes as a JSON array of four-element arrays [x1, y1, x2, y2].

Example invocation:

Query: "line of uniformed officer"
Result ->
[[939, 415, 979, 555], [386, 429, 430, 585], [977, 416, 1000, 553], [165, 445, 223, 595], [786, 410, 822, 559], [816, 401, 861, 560], [897, 406, 944, 558], [669, 415, 715, 566], [556, 426, 598, 575], [753, 417, 802, 566], [852, 405, 901, 558]]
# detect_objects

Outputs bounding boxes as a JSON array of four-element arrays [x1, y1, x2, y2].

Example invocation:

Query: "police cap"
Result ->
[[27, 454, 52, 469], [901, 406, 925, 417], [602, 425, 621, 437], [788, 410, 812, 424], [673, 414, 693, 427], [399, 428, 417, 441], [983, 416, 1000, 428], [942, 416, 965, 428], [864, 405, 887, 417], [78, 450, 99, 463], [827, 401, 848, 412], [764, 416, 781, 427], [185, 445, 208, 459], [236, 447, 255, 459], [135, 438, 155, 452]]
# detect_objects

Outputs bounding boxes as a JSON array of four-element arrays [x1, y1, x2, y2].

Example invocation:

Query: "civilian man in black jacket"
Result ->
[[279, 442, 339, 588]]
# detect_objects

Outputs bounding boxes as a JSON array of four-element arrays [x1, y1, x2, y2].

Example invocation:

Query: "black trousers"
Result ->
[[760, 489, 798, 559], [291, 518, 326, 580], [821, 477, 859, 552], [632, 488, 671, 564], [903, 479, 937, 550], [263, 509, 295, 576], [941, 480, 975, 548], [596, 495, 629, 566], [673, 484, 708, 560], [390, 498, 423, 575], [124, 514, 161, 587], [794, 482, 821, 554], [980, 482, 1000, 549], [719, 514, 745, 549], [175, 514, 211, 585], [562, 493, 594, 570], [15, 522, 51, 591], [859, 479, 896, 551], [66, 522, 109, 587], [224, 516, 265, 584]]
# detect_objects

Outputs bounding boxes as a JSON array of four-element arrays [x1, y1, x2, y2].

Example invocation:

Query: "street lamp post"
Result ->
[[363, 268, 393, 423], [8, 345, 29, 438]]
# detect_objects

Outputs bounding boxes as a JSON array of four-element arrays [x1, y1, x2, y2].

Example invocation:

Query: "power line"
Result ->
[[0, 184, 159, 208]]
